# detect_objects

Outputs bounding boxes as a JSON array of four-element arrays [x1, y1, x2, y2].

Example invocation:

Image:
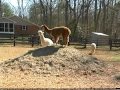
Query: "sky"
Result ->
[[3, 0, 31, 16], [6, 0, 29, 7], [7, 0, 18, 7], [2, 0, 120, 16]]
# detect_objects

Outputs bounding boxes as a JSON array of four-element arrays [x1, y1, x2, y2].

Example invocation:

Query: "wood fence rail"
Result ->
[[0, 34, 39, 47], [109, 39, 120, 50]]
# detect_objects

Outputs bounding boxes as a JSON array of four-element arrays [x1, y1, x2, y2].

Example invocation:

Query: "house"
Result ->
[[0, 16, 40, 36], [9, 16, 40, 36], [0, 17, 15, 34]]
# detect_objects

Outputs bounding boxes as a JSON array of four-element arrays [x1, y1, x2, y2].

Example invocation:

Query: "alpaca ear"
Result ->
[[38, 30, 41, 33], [40, 25, 44, 28]]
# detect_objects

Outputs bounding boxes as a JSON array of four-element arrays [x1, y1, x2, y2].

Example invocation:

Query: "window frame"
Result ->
[[22, 25, 27, 31], [0, 23, 14, 34]]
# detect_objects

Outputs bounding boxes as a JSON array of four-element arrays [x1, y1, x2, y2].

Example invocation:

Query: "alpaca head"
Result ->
[[91, 43, 96, 49], [40, 24, 45, 30], [89, 43, 96, 55], [38, 30, 44, 36]]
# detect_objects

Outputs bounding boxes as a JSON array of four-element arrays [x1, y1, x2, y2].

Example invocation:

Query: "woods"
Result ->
[[28, 0, 120, 40], [0, 0, 120, 40]]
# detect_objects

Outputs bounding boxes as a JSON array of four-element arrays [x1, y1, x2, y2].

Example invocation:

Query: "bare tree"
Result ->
[[65, 0, 69, 26], [94, 0, 97, 32], [0, 0, 2, 17], [27, 0, 120, 40], [49, 0, 52, 28]]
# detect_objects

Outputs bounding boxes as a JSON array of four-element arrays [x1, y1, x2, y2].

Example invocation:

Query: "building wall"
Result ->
[[14, 25, 40, 36]]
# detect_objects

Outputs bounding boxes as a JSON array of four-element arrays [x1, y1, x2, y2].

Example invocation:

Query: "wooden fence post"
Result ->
[[84, 38, 87, 48], [31, 35, 34, 47], [109, 39, 112, 50], [13, 34, 15, 46]]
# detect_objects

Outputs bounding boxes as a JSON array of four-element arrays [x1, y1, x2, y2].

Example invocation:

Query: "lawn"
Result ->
[[0, 44, 120, 62], [112, 55, 120, 61], [0, 44, 120, 88], [74, 45, 120, 61], [0, 45, 120, 88], [0, 44, 36, 63]]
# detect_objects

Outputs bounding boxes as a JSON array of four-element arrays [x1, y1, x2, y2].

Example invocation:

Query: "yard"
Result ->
[[1, 44, 119, 62], [0, 44, 120, 88], [0, 44, 36, 63]]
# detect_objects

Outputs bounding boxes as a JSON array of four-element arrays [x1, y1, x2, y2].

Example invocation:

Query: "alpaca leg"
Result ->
[[67, 36, 70, 46], [62, 36, 68, 47], [56, 37, 59, 45], [89, 48, 95, 55], [65, 36, 69, 46], [92, 49, 96, 54], [53, 37, 58, 45]]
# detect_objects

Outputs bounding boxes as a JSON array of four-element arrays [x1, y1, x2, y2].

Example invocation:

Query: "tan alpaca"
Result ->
[[89, 43, 96, 55], [41, 25, 71, 46], [38, 30, 53, 47]]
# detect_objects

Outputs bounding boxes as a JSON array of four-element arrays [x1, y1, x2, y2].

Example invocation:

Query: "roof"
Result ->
[[0, 17, 16, 23], [92, 32, 109, 36], [9, 15, 40, 27]]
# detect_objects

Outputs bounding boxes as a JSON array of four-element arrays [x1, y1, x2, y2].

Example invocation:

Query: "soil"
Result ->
[[0, 45, 120, 88]]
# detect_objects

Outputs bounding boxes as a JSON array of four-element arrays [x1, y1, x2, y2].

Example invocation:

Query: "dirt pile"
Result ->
[[0, 46, 106, 76]]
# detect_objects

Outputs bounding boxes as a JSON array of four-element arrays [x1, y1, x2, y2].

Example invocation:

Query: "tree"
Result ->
[[94, 0, 97, 32], [65, 0, 69, 26], [0, 0, 2, 17], [28, 0, 120, 41], [2, 3, 13, 17]]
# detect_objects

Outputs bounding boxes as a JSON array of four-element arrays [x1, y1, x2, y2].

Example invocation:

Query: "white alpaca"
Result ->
[[89, 43, 96, 55], [38, 30, 53, 47]]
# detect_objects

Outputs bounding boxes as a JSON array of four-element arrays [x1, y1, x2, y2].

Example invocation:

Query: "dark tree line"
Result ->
[[28, 0, 120, 39]]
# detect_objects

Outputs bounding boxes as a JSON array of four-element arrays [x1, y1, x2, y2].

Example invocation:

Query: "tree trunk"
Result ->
[[39, 0, 47, 24], [96, 0, 102, 32], [49, 0, 52, 28], [57, 1, 60, 26], [72, 0, 77, 37], [65, 0, 69, 26], [102, 0, 106, 33], [94, 0, 97, 32], [0, 0, 2, 17]]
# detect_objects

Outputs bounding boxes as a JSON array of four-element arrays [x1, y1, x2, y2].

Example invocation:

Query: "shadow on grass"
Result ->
[[114, 74, 120, 81], [25, 46, 63, 57], [74, 46, 87, 49]]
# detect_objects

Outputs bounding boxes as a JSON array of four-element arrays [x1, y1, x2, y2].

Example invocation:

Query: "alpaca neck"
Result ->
[[39, 34, 45, 43], [43, 25, 51, 34]]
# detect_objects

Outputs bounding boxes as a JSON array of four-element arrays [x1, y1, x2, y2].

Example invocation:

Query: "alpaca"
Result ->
[[38, 30, 53, 47], [41, 24, 71, 46], [89, 43, 96, 55]]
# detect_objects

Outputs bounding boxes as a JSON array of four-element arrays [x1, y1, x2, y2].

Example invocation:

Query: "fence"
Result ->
[[0, 34, 39, 47], [109, 39, 120, 50], [1, 33, 119, 50]]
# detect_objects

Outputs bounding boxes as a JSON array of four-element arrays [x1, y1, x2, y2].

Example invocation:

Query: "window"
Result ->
[[0, 23, 4, 32], [9, 23, 13, 32], [5, 23, 8, 32], [22, 25, 27, 30], [0, 23, 14, 33], [9, 23, 13, 28]]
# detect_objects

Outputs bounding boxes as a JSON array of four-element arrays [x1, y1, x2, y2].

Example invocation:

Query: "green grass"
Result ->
[[112, 55, 120, 61]]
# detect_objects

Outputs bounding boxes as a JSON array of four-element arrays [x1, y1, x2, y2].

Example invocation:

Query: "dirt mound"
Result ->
[[0, 46, 106, 76]]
